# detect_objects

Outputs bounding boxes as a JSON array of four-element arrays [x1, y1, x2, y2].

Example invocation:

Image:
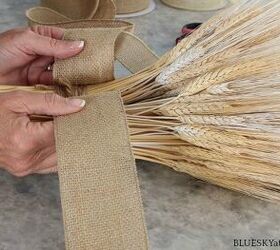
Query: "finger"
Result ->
[[22, 121, 56, 174], [37, 71, 53, 85], [22, 27, 84, 59], [31, 25, 64, 40], [27, 121, 55, 146], [27, 56, 54, 85], [9, 91, 86, 116], [25, 122, 54, 165], [32, 153, 57, 174], [35, 166, 57, 174], [27, 123, 57, 174]]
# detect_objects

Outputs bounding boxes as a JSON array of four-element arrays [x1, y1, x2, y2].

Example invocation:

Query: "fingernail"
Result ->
[[70, 99, 86, 108], [70, 41, 84, 49]]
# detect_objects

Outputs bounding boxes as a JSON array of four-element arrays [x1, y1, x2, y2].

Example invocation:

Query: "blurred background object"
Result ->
[[176, 22, 202, 44], [161, 0, 227, 11], [116, 0, 156, 18], [116, 0, 149, 14]]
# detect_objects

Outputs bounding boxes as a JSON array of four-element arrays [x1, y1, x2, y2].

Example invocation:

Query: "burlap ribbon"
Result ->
[[52, 21, 134, 96], [55, 92, 148, 250], [39, 0, 150, 16], [40, 0, 116, 20], [26, 9, 158, 97], [115, 0, 150, 14], [27, 1, 158, 249], [161, 0, 226, 11], [53, 35, 151, 248]]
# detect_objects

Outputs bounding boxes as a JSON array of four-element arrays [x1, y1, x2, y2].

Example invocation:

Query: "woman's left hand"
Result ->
[[0, 25, 84, 85]]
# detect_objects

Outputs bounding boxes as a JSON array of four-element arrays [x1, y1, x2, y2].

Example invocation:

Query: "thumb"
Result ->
[[11, 91, 85, 116], [23, 26, 84, 59]]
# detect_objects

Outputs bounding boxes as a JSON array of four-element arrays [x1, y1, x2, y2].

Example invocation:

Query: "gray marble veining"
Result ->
[[0, 1, 279, 250]]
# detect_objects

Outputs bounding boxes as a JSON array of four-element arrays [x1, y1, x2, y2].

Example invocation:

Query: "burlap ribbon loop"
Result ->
[[41, 0, 150, 16], [26, 6, 158, 97], [53, 23, 133, 96], [40, 0, 116, 20]]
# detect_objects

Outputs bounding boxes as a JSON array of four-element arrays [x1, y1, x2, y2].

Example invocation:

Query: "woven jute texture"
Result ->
[[40, 0, 116, 19], [115, 0, 149, 14], [161, 0, 226, 11], [115, 31, 158, 73], [49, 22, 157, 96], [54, 92, 148, 250], [54, 27, 126, 87], [28, 2, 153, 248], [26, 9, 158, 88]]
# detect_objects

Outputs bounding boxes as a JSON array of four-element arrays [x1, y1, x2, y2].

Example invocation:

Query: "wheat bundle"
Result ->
[[1, 0, 280, 201]]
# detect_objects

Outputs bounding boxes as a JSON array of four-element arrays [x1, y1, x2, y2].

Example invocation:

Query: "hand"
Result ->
[[0, 91, 85, 176], [0, 26, 84, 85]]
